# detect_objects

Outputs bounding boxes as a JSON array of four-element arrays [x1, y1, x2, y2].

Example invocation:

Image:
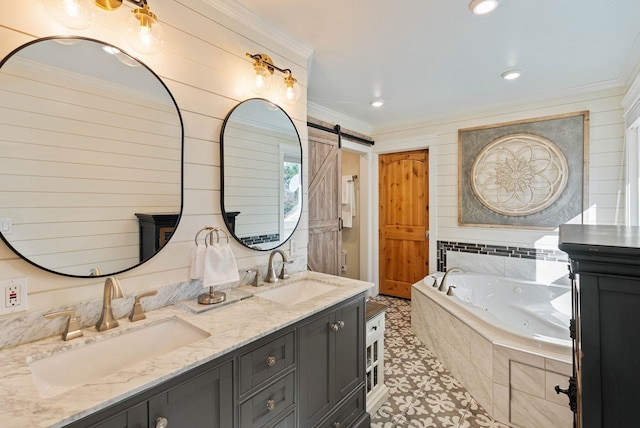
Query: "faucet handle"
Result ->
[[129, 290, 158, 322], [278, 259, 294, 280], [44, 310, 83, 341], [246, 268, 263, 287]]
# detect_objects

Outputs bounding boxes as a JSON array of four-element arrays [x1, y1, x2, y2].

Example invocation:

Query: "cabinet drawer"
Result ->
[[239, 331, 295, 394], [316, 385, 366, 428], [268, 409, 296, 428], [239, 371, 295, 428], [366, 313, 384, 340]]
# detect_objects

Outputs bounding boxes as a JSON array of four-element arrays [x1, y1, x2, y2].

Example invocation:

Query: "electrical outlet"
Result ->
[[0, 278, 28, 315]]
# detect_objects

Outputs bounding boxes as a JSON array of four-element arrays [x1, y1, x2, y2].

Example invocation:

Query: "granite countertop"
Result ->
[[0, 271, 373, 428]]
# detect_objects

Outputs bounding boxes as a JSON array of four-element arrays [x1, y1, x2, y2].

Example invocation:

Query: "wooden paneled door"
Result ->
[[379, 150, 429, 299], [308, 127, 341, 275]]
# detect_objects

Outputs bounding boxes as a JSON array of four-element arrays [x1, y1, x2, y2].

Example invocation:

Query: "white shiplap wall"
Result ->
[[0, 0, 310, 311], [372, 87, 627, 270], [0, 55, 181, 276]]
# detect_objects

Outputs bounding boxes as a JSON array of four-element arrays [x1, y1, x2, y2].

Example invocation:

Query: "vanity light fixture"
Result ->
[[468, 0, 498, 15], [40, 0, 96, 29], [501, 69, 522, 80], [246, 53, 301, 104], [41, 0, 165, 55]]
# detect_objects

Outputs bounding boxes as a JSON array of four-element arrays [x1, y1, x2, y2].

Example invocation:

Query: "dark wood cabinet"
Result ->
[[559, 224, 640, 428], [135, 213, 179, 262], [298, 295, 367, 428]]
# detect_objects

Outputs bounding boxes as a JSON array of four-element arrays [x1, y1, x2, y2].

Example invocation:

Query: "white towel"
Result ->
[[341, 176, 356, 228], [190, 244, 206, 280], [341, 176, 350, 204], [202, 243, 240, 287]]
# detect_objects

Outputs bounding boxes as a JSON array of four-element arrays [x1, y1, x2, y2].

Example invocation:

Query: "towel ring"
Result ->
[[194, 226, 213, 246], [206, 228, 220, 246], [216, 228, 230, 244]]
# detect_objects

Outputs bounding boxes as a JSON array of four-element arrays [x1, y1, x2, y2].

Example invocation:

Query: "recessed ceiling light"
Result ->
[[370, 99, 385, 108], [501, 69, 522, 80], [469, 0, 498, 15]]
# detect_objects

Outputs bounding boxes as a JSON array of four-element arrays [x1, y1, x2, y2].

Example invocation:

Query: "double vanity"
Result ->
[[0, 35, 370, 428], [0, 272, 373, 428]]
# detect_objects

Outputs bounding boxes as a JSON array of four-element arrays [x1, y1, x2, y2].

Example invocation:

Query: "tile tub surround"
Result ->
[[411, 282, 574, 428], [0, 271, 373, 428], [438, 241, 571, 286]]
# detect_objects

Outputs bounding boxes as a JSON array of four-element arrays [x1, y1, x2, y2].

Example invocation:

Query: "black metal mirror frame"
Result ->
[[0, 36, 184, 278]]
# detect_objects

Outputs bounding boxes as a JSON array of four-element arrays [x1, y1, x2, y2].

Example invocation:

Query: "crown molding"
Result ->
[[200, 0, 314, 63], [307, 102, 372, 137]]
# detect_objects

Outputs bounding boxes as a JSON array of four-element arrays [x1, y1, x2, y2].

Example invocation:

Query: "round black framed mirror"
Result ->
[[220, 99, 302, 251], [0, 37, 183, 277]]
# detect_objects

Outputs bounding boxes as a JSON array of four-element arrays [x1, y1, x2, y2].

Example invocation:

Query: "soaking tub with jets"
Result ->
[[412, 272, 574, 428]]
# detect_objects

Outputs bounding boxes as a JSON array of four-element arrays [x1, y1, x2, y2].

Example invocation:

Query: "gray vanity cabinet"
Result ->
[[148, 360, 233, 427], [64, 293, 369, 428], [68, 359, 234, 428], [298, 296, 368, 428]]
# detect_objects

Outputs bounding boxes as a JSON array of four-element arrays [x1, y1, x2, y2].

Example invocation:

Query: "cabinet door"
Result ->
[[334, 298, 364, 401], [298, 296, 366, 427], [298, 310, 334, 427], [89, 402, 147, 428], [580, 274, 640, 428], [148, 360, 233, 428]]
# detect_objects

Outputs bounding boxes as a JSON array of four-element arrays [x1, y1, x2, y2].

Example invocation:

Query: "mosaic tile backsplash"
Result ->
[[437, 241, 568, 272]]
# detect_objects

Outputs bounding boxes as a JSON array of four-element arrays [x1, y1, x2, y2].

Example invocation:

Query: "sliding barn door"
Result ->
[[308, 127, 341, 275], [379, 150, 429, 298]]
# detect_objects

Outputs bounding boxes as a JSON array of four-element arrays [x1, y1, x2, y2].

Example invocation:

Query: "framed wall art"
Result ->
[[458, 111, 589, 228]]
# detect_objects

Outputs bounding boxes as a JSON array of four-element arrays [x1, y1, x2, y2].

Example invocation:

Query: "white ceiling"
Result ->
[[229, 0, 640, 132]]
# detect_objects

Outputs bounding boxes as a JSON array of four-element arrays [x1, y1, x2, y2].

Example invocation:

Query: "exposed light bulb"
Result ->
[[370, 99, 385, 108], [41, 0, 95, 29], [125, 4, 165, 55], [469, 0, 498, 15], [283, 73, 300, 104], [249, 55, 274, 94]]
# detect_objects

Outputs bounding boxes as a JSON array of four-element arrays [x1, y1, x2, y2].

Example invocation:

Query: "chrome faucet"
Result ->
[[96, 276, 124, 331], [439, 267, 464, 293], [265, 249, 289, 283]]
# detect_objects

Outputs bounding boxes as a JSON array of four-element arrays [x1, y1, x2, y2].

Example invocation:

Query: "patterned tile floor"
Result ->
[[369, 295, 509, 428]]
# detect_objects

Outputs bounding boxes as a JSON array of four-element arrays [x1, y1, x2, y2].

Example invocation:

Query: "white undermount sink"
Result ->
[[256, 280, 338, 306], [28, 317, 210, 398]]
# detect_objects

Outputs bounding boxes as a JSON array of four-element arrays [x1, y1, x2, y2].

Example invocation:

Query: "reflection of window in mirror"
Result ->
[[283, 152, 302, 239]]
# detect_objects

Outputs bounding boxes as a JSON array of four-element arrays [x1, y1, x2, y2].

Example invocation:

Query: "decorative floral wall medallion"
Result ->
[[471, 133, 569, 216], [458, 111, 588, 228]]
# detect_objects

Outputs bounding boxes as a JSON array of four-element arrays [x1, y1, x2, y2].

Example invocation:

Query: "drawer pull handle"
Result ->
[[266, 399, 277, 411], [156, 417, 168, 428], [266, 356, 277, 367], [333, 422, 341, 428], [337, 320, 345, 328]]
